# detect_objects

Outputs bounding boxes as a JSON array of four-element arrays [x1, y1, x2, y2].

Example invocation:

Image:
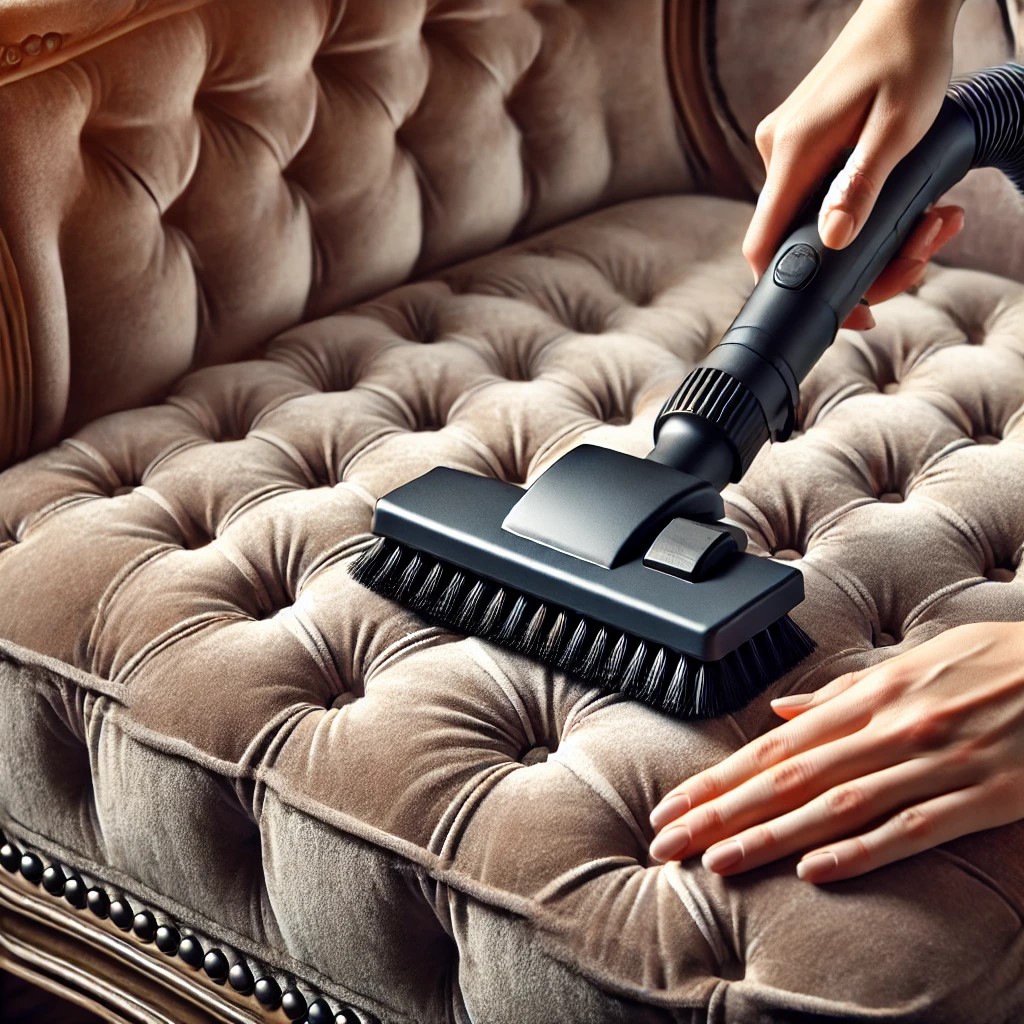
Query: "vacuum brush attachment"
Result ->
[[352, 63, 1024, 719]]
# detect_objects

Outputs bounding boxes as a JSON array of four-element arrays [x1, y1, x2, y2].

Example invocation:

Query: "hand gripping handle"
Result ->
[[651, 63, 1024, 490]]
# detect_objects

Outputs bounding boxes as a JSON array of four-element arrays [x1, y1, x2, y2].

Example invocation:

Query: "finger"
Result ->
[[697, 749, 980, 875], [840, 303, 877, 331], [771, 668, 868, 718], [862, 205, 964, 305], [650, 684, 869, 829], [743, 122, 854, 279], [818, 101, 922, 250], [662, 731, 889, 859], [795, 779, 1007, 883]]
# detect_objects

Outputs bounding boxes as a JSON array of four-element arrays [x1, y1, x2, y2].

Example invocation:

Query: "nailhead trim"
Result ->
[[0, 828, 377, 1024]]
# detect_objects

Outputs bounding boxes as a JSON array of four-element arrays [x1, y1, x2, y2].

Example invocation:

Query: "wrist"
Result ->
[[860, 0, 964, 32]]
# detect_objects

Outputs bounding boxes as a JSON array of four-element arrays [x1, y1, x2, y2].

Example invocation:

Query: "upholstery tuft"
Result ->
[[2, 194, 1024, 1021]]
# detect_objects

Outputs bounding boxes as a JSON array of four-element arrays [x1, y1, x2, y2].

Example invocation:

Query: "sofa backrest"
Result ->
[[0, 0, 747, 469]]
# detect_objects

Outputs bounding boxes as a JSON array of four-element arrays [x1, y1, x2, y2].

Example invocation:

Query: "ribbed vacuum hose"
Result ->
[[948, 62, 1024, 194]]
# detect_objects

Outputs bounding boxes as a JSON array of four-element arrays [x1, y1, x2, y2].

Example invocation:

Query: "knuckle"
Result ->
[[752, 730, 791, 772], [896, 805, 933, 840], [754, 117, 775, 155], [824, 784, 868, 818], [695, 801, 726, 833], [755, 821, 780, 851], [896, 711, 952, 752], [984, 773, 1024, 816], [771, 120, 806, 156], [767, 758, 812, 799]]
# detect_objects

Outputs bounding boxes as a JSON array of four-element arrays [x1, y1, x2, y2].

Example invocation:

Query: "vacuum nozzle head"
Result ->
[[351, 447, 814, 718]]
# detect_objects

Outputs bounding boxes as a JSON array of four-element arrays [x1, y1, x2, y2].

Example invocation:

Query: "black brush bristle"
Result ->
[[351, 537, 816, 719]]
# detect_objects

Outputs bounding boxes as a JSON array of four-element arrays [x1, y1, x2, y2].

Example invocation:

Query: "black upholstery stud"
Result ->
[[41, 864, 67, 896], [254, 977, 283, 1010], [19, 852, 44, 884], [64, 876, 88, 909], [308, 999, 333, 1024], [282, 988, 308, 1021], [178, 935, 205, 969], [109, 898, 134, 931], [203, 949, 230, 984], [133, 911, 158, 943], [87, 887, 110, 919], [155, 925, 181, 955], [228, 961, 255, 995], [335, 1011, 358, 1024], [0, 842, 21, 873]]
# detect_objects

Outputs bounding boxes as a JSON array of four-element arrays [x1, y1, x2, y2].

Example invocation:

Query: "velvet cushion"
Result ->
[[2, 194, 1024, 1023]]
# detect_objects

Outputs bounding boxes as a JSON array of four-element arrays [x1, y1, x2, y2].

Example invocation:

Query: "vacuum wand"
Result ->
[[651, 63, 1024, 491]]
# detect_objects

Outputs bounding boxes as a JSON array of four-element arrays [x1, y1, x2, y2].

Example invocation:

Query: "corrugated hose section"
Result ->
[[949, 62, 1024, 194]]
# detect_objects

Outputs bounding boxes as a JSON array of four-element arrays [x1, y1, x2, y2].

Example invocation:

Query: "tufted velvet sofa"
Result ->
[[1, 1, 1024, 1022]]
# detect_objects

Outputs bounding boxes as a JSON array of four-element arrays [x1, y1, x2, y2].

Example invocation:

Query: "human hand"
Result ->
[[648, 622, 1024, 884], [742, 0, 967, 330]]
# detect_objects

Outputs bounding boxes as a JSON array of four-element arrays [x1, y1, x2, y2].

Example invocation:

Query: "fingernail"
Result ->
[[649, 824, 691, 863], [770, 692, 813, 708], [650, 792, 690, 831], [819, 208, 855, 249], [796, 851, 838, 882], [703, 840, 743, 873]]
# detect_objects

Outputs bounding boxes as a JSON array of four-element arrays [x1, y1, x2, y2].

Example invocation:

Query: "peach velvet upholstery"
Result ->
[[2, 1, 1024, 1023]]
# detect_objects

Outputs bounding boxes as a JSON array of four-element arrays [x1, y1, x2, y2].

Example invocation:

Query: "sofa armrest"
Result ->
[[0, 229, 30, 469]]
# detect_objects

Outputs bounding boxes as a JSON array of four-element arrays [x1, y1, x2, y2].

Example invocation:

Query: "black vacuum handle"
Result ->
[[651, 62, 1024, 490]]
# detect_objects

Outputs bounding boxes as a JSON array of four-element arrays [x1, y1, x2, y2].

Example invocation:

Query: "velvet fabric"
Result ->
[[3, 194, 1024, 1022], [1, 1, 1024, 1022]]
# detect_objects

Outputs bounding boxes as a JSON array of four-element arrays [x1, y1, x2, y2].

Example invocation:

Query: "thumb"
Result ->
[[817, 103, 923, 250], [770, 669, 866, 717]]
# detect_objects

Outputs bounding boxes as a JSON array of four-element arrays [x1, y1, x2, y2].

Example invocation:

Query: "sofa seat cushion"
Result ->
[[2, 194, 1024, 1023]]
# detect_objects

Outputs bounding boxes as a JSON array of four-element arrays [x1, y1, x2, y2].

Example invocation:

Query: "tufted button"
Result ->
[[155, 925, 181, 955], [87, 887, 110, 918], [986, 566, 1016, 583], [42, 32, 62, 53], [19, 852, 44, 884], [133, 911, 158, 943], [882, 382, 900, 395], [975, 434, 1000, 445], [878, 491, 904, 503], [178, 935, 205, 969], [203, 949, 230, 983], [254, 977, 283, 1010], [772, 548, 802, 561], [109, 898, 134, 931], [229, 961, 255, 994], [41, 864, 67, 896], [520, 744, 549, 766], [22, 35, 42, 57], [874, 630, 899, 647]]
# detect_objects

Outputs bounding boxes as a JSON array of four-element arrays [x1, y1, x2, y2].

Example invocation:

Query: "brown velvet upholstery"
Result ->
[[1, 2, 1024, 1023], [0, 0, 694, 467]]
